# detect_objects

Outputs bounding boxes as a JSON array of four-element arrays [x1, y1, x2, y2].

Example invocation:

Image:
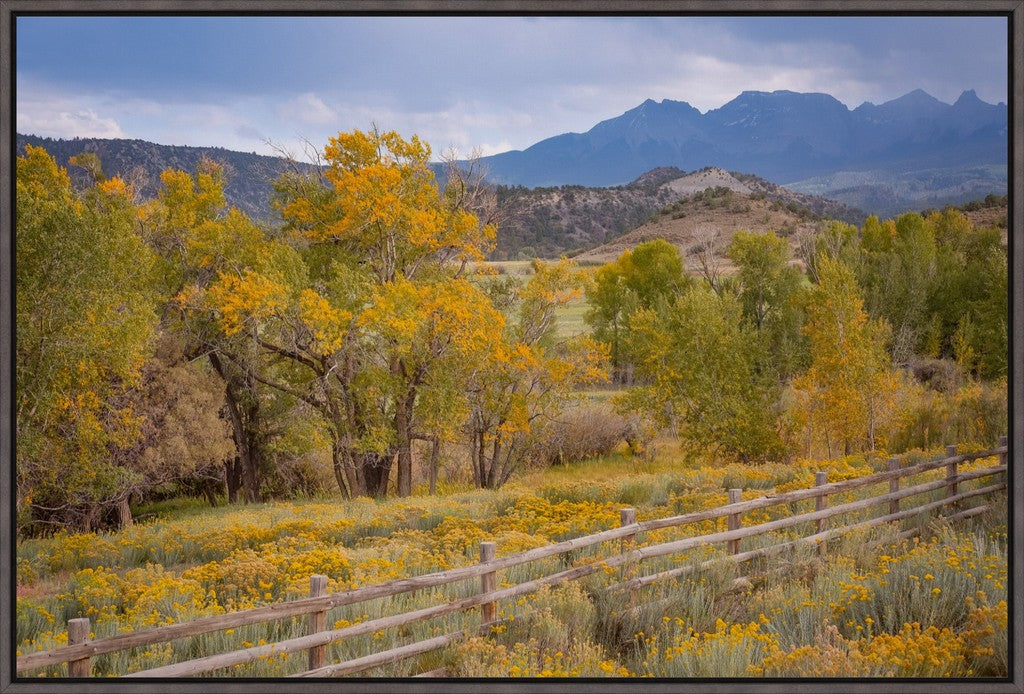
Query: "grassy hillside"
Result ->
[[574, 182, 821, 270], [492, 167, 863, 260]]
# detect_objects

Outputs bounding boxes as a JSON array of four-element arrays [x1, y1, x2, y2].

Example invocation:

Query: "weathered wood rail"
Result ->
[[16, 438, 1009, 678]]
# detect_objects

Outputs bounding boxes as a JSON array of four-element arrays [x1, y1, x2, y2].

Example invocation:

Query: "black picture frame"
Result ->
[[1, 3, 1020, 693]]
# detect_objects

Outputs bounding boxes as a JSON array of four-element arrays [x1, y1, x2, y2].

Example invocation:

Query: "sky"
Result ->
[[16, 15, 1009, 160]]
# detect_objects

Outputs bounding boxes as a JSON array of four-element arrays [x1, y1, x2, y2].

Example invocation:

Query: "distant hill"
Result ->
[[476, 88, 1007, 216], [787, 163, 1007, 219], [576, 181, 1008, 275], [16, 134, 308, 222], [574, 168, 847, 270], [494, 166, 863, 260]]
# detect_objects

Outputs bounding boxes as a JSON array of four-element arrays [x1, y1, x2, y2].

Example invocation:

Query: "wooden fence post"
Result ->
[[308, 575, 328, 671], [727, 489, 742, 555], [999, 435, 1008, 485], [814, 472, 828, 556], [620, 508, 638, 606], [479, 542, 497, 625], [888, 458, 900, 516], [67, 618, 91, 677], [945, 444, 958, 504]]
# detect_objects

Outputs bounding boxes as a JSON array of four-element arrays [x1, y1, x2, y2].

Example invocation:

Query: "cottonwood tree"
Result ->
[[792, 257, 897, 456], [467, 260, 609, 488], [799, 220, 860, 284], [626, 284, 784, 463], [926, 209, 1006, 377], [858, 213, 938, 366], [16, 146, 158, 531], [584, 239, 690, 382], [727, 230, 807, 378], [199, 129, 499, 498], [142, 161, 301, 503]]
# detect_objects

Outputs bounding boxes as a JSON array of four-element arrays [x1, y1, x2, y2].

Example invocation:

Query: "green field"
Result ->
[[481, 260, 593, 339]]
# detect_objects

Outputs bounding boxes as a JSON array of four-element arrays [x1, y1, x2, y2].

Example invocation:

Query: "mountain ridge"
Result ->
[[475, 88, 1007, 213], [15, 133, 862, 260]]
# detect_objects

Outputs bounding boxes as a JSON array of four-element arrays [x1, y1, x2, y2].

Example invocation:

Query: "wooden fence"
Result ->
[[16, 438, 1009, 678]]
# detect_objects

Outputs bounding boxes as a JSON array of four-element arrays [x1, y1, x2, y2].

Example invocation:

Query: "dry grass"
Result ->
[[574, 194, 816, 268]]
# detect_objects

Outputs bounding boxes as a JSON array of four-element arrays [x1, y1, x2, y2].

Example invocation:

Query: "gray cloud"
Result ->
[[16, 16, 1008, 157]]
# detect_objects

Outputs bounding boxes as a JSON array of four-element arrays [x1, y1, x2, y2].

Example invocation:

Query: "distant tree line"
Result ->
[[585, 209, 1006, 462]]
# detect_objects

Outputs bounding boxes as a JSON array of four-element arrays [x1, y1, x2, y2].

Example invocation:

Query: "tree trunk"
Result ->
[[203, 484, 219, 508], [242, 425, 261, 503], [362, 451, 393, 498], [117, 496, 133, 529], [498, 438, 518, 487], [485, 436, 503, 489], [394, 395, 415, 497], [428, 436, 441, 495], [330, 441, 352, 499], [82, 504, 101, 533], [225, 456, 243, 504], [210, 353, 260, 503], [866, 400, 877, 452], [477, 431, 488, 488], [240, 374, 262, 503]]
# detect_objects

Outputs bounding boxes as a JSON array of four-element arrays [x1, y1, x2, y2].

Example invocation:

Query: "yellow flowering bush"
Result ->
[[58, 567, 126, 625], [120, 568, 218, 627], [637, 619, 781, 677], [492, 496, 619, 539], [454, 637, 615, 677], [45, 532, 119, 572], [181, 549, 282, 607], [960, 598, 1008, 675]]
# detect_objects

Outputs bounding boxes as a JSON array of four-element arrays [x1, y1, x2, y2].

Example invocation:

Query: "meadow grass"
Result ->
[[15, 441, 1007, 678]]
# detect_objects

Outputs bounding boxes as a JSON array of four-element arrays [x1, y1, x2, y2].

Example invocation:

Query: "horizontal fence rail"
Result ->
[[16, 441, 1008, 678]]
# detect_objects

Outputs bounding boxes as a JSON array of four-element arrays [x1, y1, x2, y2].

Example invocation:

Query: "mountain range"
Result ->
[[15, 87, 1007, 256], [476, 88, 1007, 216]]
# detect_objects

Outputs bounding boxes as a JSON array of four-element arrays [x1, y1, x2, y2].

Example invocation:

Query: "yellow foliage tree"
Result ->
[[148, 160, 305, 504], [197, 129, 503, 498], [792, 257, 898, 456], [467, 260, 609, 488], [16, 146, 157, 531]]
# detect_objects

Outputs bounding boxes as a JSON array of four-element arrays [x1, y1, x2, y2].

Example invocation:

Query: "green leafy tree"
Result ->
[[627, 285, 784, 463], [16, 146, 158, 531], [967, 246, 1008, 378], [854, 208, 1005, 375], [927, 208, 1006, 376], [727, 230, 808, 378], [584, 239, 690, 381], [859, 212, 938, 365]]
